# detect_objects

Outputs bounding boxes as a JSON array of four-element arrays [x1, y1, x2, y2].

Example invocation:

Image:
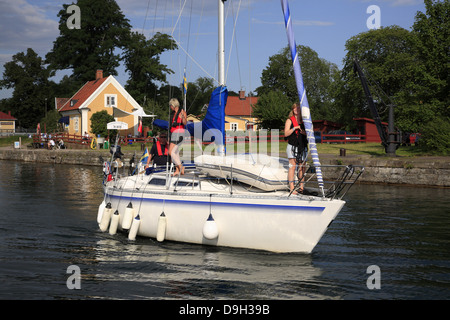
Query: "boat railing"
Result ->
[[297, 164, 365, 200]]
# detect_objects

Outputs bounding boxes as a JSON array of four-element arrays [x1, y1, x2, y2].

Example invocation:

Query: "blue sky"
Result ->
[[0, 0, 426, 101]]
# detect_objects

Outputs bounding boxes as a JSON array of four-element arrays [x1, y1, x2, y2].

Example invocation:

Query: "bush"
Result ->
[[90, 111, 116, 138], [420, 116, 450, 155]]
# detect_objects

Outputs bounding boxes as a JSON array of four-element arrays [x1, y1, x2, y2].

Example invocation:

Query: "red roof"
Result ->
[[55, 98, 70, 110], [225, 96, 258, 116], [59, 76, 108, 112], [0, 111, 17, 121]]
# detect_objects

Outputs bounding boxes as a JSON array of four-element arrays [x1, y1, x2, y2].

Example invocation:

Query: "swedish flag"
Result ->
[[140, 147, 149, 164]]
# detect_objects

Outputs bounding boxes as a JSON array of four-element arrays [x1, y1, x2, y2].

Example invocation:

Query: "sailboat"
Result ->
[[97, 0, 364, 253]]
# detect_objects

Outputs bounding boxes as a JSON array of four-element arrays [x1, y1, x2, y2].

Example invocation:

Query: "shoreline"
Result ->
[[0, 146, 448, 188]]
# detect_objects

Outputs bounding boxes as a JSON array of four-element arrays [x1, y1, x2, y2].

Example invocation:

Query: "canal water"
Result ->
[[0, 160, 449, 301]]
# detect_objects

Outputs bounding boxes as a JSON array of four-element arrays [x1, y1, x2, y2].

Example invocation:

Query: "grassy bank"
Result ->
[[0, 135, 437, 158]]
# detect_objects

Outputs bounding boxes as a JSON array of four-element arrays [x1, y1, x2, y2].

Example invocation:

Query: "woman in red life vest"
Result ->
[[284, 103, 308, 194], [168, 98, 187, 176], [145, 132, 169, 168]]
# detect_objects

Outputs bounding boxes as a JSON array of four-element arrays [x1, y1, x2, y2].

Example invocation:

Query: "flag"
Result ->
[[183, 70, 187, 95], [140, 147, 149, 164], [138, 119, 142, 134]]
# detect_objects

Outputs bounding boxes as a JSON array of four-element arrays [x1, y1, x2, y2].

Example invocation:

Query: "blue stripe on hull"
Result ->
[[108, 194, 325, 213]]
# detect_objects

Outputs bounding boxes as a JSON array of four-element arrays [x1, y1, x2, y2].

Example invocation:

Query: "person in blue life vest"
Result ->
[[145, 131, 169, 168], [168, 98, 187, 176], [284, 103, 308, 194]]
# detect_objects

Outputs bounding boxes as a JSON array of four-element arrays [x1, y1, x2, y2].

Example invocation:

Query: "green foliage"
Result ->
[[45, 0, 132, 86], [340, 25, 420, 128], [40, 109, 61, 133], [252, 91, 292, 130], [90, 111, 116, 137], [0, 48, 53, 128], [420, 116, 450, 155], [123, 32, 177, 103], [257, 45, 340, 121]]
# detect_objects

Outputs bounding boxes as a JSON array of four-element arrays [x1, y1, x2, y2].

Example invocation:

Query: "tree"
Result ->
[[46, 0, 131, 86], [252, 91, 292, 130], [123, 32, 177, 103], [257, 45, 340, 121], [411, 0, 449, 152], [185, 77, 215, 116], [90, 111, 116, 138], [0, 48, 53, 128], [340, 26, 424, 131]]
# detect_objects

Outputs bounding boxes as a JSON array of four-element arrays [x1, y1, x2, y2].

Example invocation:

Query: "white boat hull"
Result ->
[[99, 173, 345, 253]]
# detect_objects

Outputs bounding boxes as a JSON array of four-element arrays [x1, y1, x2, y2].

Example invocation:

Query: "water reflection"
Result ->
[[91, 235, 329, 299]]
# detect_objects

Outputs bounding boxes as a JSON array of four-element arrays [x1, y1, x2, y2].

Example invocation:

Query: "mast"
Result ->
[[218, 0, 226, 86], [280, 0, 324, 194]]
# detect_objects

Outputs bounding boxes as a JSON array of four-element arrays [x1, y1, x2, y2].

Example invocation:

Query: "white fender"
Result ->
[[128, 214, 141, 241], [97, 200, 106, 224], [109, 210, 120, 235], [202, 213, 219, 240], [99, 203, 113, 232], [156, 212, 167, 242], [122, 202, 135, 230]]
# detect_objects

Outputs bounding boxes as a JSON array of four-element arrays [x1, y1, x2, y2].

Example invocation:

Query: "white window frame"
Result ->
[[105, 94, 117, 108], [230, 123, 238, 132]]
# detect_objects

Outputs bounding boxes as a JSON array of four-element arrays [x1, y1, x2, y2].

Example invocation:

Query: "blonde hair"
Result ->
[[169, 98, 180, 109], [288, 103, 300, 118]]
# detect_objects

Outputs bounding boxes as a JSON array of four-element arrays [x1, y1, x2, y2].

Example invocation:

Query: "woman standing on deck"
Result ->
[[284, 103, 308, 194], [168, 98, 187, 176]]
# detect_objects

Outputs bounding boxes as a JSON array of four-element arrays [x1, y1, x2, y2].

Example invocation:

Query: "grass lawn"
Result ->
[[0, 135, 437, 158]]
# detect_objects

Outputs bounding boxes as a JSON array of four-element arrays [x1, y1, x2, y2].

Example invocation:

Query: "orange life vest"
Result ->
[[170, 109, 185, 133], [156, 141, 168, 156]]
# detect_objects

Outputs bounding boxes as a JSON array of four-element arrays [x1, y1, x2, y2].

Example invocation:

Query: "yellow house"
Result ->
[[224, 93, 259, 132], [0, 111, 17, 133], [57, 70, 143, 137]]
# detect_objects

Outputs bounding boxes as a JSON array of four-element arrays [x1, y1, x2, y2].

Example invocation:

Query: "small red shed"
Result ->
[[354, 117, 388, 143]]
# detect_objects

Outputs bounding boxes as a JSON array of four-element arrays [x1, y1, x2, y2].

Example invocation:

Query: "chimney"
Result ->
[[96, 69, 103, 80], [239, 90, 245, 100]]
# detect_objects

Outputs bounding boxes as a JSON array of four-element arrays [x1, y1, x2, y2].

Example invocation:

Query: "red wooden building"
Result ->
[[354, 117, 387, 143]]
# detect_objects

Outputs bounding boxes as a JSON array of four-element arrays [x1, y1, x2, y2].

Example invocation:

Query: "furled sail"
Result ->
[[280, 0, 324, 193]]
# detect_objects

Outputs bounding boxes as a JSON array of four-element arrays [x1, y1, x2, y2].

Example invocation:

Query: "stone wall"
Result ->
[[0, 148, 449, 187]]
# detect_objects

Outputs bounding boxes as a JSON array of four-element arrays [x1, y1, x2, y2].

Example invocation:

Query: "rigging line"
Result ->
[[171, 36, 219, 85], [142, 0, 152, 34], [226, 0, 243, 89], [170, 0, 188, 37], [150, 0, 159, 38], [184, 0, 194, 69]]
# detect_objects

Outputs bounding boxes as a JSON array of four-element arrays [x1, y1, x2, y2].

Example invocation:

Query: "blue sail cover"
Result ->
[[153, 86, 228, 145], [187, 86, 227, 145]]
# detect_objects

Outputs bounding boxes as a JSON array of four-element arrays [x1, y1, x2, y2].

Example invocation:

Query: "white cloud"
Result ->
[[0, 0, 59, 56]]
